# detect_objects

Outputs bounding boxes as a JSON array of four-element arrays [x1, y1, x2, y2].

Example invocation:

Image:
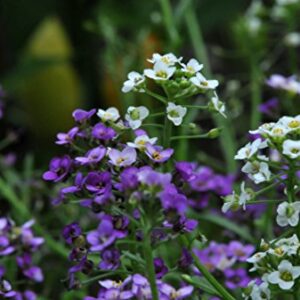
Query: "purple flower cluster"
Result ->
[[175, 162, 234, 210], [0, 218, 44, 299], [84, 274, 193, 300], [194, 241, 255, 290], [44, 108, 199, 291]]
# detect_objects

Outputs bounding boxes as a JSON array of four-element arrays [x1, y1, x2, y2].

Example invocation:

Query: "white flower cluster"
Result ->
[[243, 235, 300, 299], [121, 53, 226, 121]]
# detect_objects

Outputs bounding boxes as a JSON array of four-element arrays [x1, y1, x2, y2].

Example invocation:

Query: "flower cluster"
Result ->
[[223, 114, 300, 218], [0, 217, 44, 299], [243, 234, 300, 299], [122, 53, 225, 124], [194, 241, 254, 290], [84, 274, 193, 300]]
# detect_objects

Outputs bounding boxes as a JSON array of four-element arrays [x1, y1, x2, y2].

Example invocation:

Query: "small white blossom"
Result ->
[[250, 282, 271, 300], [190, 72, 219, 90], [147, 53, 181, 66], [278, 115, 300, 131], [122, 71, 145, 93], [282, 139, 300, 159], [247, 252, 267, 272], [144, 61, 176, 81], [210, 95, 226, 118], [234, 139, 268, 160], [273, 234, 300, 256], [249, 122, 275, 136], [166, 102, 187, 126], [97, 107, 120, 122], [268, 260, 300, 290], [239, 182, 253, 209], [276, 201, 300, 227], [242, 161, 271, 184], [222, 193, 239, 213], [127, 135, 157, 150], [125, 106, 149, 130], [181, 58, 203, 74]]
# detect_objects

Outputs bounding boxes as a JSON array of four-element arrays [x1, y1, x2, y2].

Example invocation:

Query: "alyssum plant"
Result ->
[[43, 53, 238, 300]]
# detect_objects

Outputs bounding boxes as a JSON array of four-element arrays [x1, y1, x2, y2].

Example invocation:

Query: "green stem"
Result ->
[[163, 112, 172, 148], [143, 230, 159, 300], [192, 253, 236, 300], [184, 105, 208, 109], [0, 178, 69, 258], [171, 133, 209, 141], [145, 88, 167, 104], [158, 0, 180, 47]]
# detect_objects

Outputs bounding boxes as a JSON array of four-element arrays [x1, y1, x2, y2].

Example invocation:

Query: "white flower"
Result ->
[[181, 58, 203, 74], [97, 107, 120, 122], [247, 252, 267, 272], [276, 201, 300, 227], [122, 71, 145, 93], [234, 139, 268, 160], [249, 122, 275, 135], [282, 139, 300, 159], [144, 61, 176, 81], [268, 260, 300, 290], [166, 102, 187, 126], [241, 161, 271, 184], [278, 115, 300, 131], [239, 182, 253, 209], [273, 234, 300, 256], [210, 95, 226, 118], [127, 135, 157, 150], [147, 53, 181, 66], [190, 72, 219, 90], [250, 282, 271, 300], [221, 193, 239, 213], [125, 106, 149, 130]]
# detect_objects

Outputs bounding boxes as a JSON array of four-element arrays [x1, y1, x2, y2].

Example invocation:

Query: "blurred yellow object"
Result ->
[[19, 17, 82, 139]]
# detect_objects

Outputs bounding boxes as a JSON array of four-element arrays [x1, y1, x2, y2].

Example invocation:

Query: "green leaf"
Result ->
[[196, 213, 255, 243]]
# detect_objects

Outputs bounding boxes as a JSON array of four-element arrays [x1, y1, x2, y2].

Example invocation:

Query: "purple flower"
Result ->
[[73, 108, 96, 122], [97, 276, 133, 299], [145, 144, 174, 163], [188, 167, 215, 192], [159, 184, 188, 215], [20, 221, 44, 251], [23, 266, 43, 282], [15, 290, 37, 300], [259, 98, 279, 116], [75, 147, 106, 165], [43, 155, 72, 182], [137, 168, 171, 187], [175, 161, 197, 181], [160, 284, 193, 300], [116, 167, 139, 191], [61, 172, 84, 196], [227, 241, 255, 262], [154, 258, 168, 278], [108, 147, 137, 167], [99, 248, 120, 270], [87, 218, 118, 252], [266, 74, 300, 94], [131, 274, 152, 299], [56, 127, 79, 145], [92, 123, 116, 140], [224, 268, 251, 289], [0, 236, 15, 256], [62, 222, 82, 245], [164, 216, 198, 233], [84, 171, 112, 198]]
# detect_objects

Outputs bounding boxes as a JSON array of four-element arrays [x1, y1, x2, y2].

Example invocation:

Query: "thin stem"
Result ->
[[145, 88, 167, 104], [142, 123, 164, 129], [192, 253, 236, 300], [184, 105, 208, 109], [143, 229, 159, 300], [171, 133, 209, 141]]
